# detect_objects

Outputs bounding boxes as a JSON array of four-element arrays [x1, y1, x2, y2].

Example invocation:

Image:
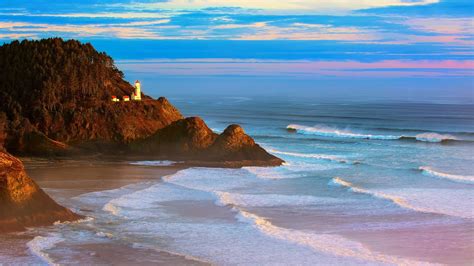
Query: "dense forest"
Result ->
[[0, 38, 182, 154], [0, 38, 132, 110]]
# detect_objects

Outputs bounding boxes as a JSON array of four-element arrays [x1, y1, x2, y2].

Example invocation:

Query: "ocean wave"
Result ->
[[414, 133, 457, 143], [287, 124, 458, 143], [27, 233, 64, 266], [215, 191, 345, 207], [329, 177, 473, 219], [419, 166, 474, 184], [129, 160, 179, 166], [53, 216, 94, 226], [244, 162, 342, 180], [287, 124, 400, 140], [268, 149, 351, 164], [329, 177, 433, 215], [234, 208, 433, 265], [96, 168, 438, 264]]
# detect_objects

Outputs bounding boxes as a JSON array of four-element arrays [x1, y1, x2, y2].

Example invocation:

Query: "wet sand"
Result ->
[[0, 158, 208, 265]]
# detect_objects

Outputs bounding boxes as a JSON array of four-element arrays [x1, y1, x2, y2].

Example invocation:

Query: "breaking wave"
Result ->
[[330, 177, 434, 215], [230, 206, 432, 265], [268, 149, 351, 164], [419, 166, 474, 184], [287, 124, 458, 143], [329, 177, 473, 219], [215, 191, 346, 207], [27, 233, 64, 266]]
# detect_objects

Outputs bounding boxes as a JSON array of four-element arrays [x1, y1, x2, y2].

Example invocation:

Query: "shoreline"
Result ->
[[1, 157, 210, 265]]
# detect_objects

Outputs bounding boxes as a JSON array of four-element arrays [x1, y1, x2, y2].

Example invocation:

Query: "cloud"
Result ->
[[120, 0, 439, 13], [404, 17, 474, 35], [0, 11, 173, 19], [117, 58, 474, 78], [0, 21, 170, 39]]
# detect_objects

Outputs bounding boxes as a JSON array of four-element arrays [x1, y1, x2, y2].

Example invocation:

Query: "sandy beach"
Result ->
[[0, 158, 208, 265]]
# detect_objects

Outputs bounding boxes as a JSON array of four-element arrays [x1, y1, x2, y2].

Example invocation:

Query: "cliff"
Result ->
[[0, 39, 183, 154], [0, 151, 81, 232], [0, 38, 282, 166]]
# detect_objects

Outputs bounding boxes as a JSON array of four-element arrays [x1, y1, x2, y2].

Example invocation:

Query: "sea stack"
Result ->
[[0, 151, 81, 232]]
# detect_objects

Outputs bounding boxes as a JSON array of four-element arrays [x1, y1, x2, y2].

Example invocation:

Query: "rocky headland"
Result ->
[[0, 38, 282, 232], [0, 38, 282, 166]]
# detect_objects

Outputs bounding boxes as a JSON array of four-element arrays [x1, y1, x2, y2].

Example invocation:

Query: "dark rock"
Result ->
[[131, 117, 218, 157], [0, 151, 82, 232], [207, 124, 284, 166], [131, 121, 284, 167]]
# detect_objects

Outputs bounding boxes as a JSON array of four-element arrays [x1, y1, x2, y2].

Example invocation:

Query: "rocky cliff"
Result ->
[[0, 38, 282, 166], [0, 151, 81, 232]]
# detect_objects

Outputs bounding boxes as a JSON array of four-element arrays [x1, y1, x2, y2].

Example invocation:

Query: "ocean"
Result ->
[[8, 96, 474, 265]]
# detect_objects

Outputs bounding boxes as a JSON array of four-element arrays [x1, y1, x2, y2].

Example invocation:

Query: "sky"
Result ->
[[0, 0, 473, 102]]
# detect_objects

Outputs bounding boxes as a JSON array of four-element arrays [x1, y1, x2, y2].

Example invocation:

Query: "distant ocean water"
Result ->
[[25, 97, 474, 265]]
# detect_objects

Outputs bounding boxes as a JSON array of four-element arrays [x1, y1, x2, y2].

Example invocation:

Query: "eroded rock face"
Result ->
[[208, 125, 284, 166], [131, 120, 284, 167], [0, 152, 81, 232], [131, 117, 218, 157]]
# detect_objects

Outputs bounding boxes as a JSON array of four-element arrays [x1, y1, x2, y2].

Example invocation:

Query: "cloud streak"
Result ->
[[119, 0, 439, 13], [118, 59, 474, 78]]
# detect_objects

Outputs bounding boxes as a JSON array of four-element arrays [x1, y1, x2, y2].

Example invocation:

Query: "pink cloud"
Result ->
[[117, 59, 474, 78]]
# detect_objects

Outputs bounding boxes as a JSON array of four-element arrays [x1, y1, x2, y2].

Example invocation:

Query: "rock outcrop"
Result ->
[[131, 120, 284, 167], [208, 124, 282, 165], [130, 117, 218, 157], [0, 151, 81, 232], [0, 38, 282, 167]]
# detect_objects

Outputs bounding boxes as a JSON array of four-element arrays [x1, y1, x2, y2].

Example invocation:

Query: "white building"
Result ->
[[132, 80, 142, 101]]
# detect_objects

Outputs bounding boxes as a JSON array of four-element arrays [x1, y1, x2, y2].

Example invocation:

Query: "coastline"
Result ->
[[0, 157, 209, 265]]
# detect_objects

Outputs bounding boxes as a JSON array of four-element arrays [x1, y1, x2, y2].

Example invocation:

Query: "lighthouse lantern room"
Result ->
[[132, 80, 142, 101]]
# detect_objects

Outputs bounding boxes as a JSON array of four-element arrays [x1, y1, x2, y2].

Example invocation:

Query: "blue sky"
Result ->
[[0, 0, 473, 102]]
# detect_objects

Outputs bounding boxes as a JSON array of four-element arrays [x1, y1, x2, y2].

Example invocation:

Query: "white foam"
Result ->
[[164, 168, 257, 190], [93, 168, 441, 265], [330, 177, 474, 219], [27, 233, 64, 266], [244, 161, 342, 180], [420, 166, 474, 184], [96, 231, 114, 239], [53, 216, 94, 226], [287, 124, 399, 140], [243, 166, 294, 179], [103, 201, 122, 216], [268, 149, 349, 164], [415, 133, 456, 143], [287, 124, 458, 143], [129, 160, 178, 166], [235, 208, 435, 265], [215, 191, 345, 207], [330, 177, 428, 213], [102, 178, 211, 217]]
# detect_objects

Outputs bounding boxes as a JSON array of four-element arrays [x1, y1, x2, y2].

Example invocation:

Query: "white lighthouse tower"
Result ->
[[132, 80, 142, 101]]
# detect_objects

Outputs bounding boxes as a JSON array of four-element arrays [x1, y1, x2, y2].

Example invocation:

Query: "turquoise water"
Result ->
[[16, 97, 474, 265], [164, 97, 474, 264]]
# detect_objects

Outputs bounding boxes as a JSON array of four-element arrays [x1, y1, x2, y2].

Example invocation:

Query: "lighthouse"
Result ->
[[132, 80, 142, 101]]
